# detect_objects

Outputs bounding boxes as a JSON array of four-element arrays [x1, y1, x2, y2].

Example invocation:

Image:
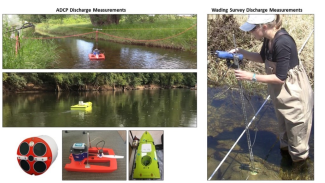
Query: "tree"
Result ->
[[183, 73, 197, 86], [116, 74, 127, 87], [3, 73, 8, 82], [3, 73, 27, 89], [89, 15, 120, 26], [17, 15, 67, 23], [129, 73, 143, 87]]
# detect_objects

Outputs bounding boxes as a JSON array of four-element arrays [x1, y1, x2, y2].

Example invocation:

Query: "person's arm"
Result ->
[[229, 48, 264, 63], [254, 73, 284, 84], [234, 70, 284, 84], [238, 48, 264, 63]]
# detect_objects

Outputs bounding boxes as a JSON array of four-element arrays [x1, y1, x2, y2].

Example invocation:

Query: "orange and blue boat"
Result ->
[[89, 49, 105, 60], [65, 133, 124, 173]]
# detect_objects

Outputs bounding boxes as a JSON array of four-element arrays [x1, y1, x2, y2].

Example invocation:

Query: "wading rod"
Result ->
[[208, 95, 270, 180], [233, 34, 255, 171], [298, 29, 314, 54]]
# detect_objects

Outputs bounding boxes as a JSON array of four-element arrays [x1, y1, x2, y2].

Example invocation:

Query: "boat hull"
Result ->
[[71, 102, 92, 109], [88, 53, 105, 60], [65, 147, 117, 173], [133, 131, 161, 179]]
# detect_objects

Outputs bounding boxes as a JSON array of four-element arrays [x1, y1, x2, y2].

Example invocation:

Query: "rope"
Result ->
[[43, 23, 195, 31], [24, 31, 96, 39], [101, 27, 190, 30], [22, 23, 196, 42], [55, 26, 191, 31]]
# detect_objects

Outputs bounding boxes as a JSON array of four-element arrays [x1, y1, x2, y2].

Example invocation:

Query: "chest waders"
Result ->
[[266, 33, 313, 162]]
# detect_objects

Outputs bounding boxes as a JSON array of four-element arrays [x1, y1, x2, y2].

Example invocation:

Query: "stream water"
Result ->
[[46, 36, 197, 69], [207, 87, 314, 180], [3, 89, 197, 127]]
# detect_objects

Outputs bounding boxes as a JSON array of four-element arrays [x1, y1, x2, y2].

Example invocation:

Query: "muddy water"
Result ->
[[3, 89, 197, 127], [49, 37, 196, 69], [207, 87, 314, 180]]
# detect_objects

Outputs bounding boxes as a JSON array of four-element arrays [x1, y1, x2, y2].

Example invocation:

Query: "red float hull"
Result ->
[[64, 147, 117, 173], [88, 53, 105, 60]]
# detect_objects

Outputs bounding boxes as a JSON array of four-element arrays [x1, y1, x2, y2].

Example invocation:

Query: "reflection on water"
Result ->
[[207, 87, 314, 180], [3, 89, 197, 127], [71, 107, 92, 121], [51, 37, 196, 69]]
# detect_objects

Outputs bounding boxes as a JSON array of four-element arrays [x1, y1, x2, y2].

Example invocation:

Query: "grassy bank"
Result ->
[[2, 25, 60, 69], [36, 16, 197, 52], [208, 15, 314, 97]]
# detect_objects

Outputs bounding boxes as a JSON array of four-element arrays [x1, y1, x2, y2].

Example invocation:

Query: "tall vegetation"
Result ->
[[208, 15, 314, 96], [2, 16, 60, 69], [3, 73, 197, 91]]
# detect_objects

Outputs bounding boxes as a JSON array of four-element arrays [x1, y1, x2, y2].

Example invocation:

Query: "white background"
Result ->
[[0, 0, 322, 182]]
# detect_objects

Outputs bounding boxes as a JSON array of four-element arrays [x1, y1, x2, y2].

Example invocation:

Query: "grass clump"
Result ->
[[2, 22, 60, 69]]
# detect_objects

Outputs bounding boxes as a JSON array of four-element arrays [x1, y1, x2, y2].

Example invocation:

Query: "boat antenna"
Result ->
[[93, 28, 102, 49], [85, 132, 90, 168]]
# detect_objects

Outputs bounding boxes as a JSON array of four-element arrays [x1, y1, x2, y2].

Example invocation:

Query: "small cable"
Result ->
[[96, 140, 105, 150]]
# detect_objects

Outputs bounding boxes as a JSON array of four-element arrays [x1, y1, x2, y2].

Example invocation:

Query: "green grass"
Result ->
[[36, 16, 197, 52], [2, 28, 59, 69]]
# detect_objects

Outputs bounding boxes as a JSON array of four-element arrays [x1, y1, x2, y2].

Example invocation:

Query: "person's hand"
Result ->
[[234, 69, 254, 81], [228, 48, 240, 54]]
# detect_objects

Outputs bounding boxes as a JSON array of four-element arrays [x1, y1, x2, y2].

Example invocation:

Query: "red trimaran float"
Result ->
[[64, 132, 124, 173], [88, 28, 105, 60]]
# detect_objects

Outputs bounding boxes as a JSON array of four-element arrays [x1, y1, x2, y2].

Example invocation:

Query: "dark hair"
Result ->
[[267, 15, 282, 29], [275, 14, 283, 29]]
